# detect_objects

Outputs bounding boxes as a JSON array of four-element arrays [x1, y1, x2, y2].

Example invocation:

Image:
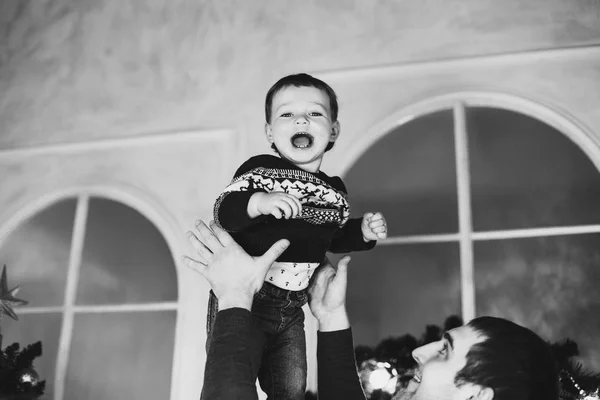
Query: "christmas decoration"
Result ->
[[0, 265, 45, 399], [551, 339, 600, 400], [0, 265, 28, 328], [358, 359, 399, 399]]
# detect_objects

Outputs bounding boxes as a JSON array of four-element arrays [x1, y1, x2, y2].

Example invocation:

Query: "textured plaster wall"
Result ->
[[3, 1, 600, 397], [1, 0, 600, 151]]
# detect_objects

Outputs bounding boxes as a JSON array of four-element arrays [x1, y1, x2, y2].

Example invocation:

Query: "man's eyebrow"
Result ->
[[443, 332, 454, 350]]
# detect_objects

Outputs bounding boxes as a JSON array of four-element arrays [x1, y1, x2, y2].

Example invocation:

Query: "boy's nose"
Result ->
[[295, 115, 308, 124]]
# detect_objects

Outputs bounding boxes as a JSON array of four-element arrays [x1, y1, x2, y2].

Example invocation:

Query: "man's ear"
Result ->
[[329, 121, 340, 142], [458, 384, 494, 400], [265, 123, 274, 143]]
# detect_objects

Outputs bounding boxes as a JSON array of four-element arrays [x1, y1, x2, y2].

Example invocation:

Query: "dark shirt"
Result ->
[[214, 155, 375, 262], [202, 308, 366, 400]]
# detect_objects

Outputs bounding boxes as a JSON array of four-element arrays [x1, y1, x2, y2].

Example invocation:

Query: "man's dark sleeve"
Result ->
[[317, 329, 366, 400], [202, 308, 259, 400]]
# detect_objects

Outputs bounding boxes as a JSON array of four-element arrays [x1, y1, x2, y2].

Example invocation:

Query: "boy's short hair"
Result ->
[[265, 73, 339, 153], [455, 317, 559, 400]]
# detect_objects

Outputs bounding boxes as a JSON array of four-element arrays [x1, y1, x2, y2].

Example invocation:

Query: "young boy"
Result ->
[[206, 73, 387, 400]]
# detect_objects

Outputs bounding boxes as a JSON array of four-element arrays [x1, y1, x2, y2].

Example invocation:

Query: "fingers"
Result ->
[[337, 255, 351, 271], [312, 262, 336, 287], [333, 255, 351, 284], [259, 238, 290, 267], [275, 200, 294, 218], [194, 220, 223, 252], [282, 194, 302, 217], [308, 263, 334, 298], [182, 255, 207, 277], [186, 230, 214, 263], [209, 220, 236, 246], [272, 195, 302, 219], [369, 212, 384, 222], [366, 212, 387, 239], [271, 207, 283, 219]]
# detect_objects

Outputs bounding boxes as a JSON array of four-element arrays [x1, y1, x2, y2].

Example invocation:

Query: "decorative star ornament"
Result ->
[[0, 265, 28, 323]]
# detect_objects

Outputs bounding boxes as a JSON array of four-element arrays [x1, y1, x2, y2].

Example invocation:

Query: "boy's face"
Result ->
[[265, 85, 340, 173]]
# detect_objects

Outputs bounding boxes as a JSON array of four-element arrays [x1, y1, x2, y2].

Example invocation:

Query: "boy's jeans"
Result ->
[[203, 282, 308, 400]]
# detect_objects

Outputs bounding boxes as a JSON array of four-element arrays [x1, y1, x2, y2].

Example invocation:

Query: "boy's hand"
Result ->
[[248, 192, 302, 219], [361, 212, 387, 241]]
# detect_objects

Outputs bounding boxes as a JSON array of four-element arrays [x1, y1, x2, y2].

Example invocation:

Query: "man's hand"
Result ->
[[248, 192, 303, 219], [308, 256, 352, 332], [183, 220, 289, 310], [361, 212, 388, 241]]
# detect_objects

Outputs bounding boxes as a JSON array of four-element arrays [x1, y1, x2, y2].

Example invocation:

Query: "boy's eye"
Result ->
[[309, 112, 323, 117], [280, 112, 292, 117], [438, 342, 449, 357]]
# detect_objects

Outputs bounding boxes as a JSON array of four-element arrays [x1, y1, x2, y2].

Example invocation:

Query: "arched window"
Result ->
[[0, 195, 178, 400], [341, 98, 600, 370]]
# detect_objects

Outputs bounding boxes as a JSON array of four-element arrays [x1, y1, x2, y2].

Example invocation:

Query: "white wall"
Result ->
[[2, 1, 600, 398]]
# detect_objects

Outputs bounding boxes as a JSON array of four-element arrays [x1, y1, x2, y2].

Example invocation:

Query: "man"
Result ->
[[396, 317, 559, 400], [184, 221, 559, 400]]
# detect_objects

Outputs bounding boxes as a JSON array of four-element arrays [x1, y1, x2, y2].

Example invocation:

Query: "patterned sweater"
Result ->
[[214, 154, 375, 264]]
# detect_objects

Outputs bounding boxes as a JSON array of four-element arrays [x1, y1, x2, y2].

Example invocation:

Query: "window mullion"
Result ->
[[54, 195, 89, 400], [454, 102, 476, 322]]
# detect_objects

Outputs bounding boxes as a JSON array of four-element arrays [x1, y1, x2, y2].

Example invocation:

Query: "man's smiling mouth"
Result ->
[[291, 132, 313, 148]]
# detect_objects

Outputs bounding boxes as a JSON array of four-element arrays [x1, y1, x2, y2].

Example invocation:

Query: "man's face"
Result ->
[[394, 325, 487, 400], [265, 85, 339, 173]]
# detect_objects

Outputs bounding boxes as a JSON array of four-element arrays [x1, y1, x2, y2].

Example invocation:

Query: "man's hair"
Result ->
[[455, 316, 559, 400], [264, 73, 339, 153]]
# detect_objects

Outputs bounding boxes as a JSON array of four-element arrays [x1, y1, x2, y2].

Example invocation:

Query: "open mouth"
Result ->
[[291, 132, 313, 148]]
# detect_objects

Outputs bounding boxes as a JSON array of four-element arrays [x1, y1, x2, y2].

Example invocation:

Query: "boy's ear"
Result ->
[[329, 121, 341, 142], [265, 123, 274, 143]]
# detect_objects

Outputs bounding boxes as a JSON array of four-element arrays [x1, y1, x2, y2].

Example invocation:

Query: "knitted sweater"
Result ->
[[214, 154, 375, 263]]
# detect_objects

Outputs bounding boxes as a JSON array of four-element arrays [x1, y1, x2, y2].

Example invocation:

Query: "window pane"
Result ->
[[468, 107, 600, 230], [65, 311, 176, 400], [3, 313, 62, 399], [0, 198, 75, 306], [474, 234, 600, 370], [344, 110, 458, 236], [334, 242, 461, 347], [76, 198, 177, 305]]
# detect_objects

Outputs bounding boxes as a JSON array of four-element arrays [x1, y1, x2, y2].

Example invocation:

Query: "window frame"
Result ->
[[337, 91, 600, 321], [0, 185, 185, 400]]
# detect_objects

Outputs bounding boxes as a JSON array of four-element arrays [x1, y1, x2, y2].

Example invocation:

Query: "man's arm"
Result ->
[[202, 308, 260, 400], [308, 257, 366, 400], [318, 328, 366, 400], [183, 221, 290, 397]]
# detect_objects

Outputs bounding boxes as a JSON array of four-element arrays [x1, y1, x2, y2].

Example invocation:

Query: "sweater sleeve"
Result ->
[[317, 328, 366, 400], [325, 177, 376, 253], [201, 308, 259, 400], [214, 156, 272, 231], [329, 217, 377, 253]]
